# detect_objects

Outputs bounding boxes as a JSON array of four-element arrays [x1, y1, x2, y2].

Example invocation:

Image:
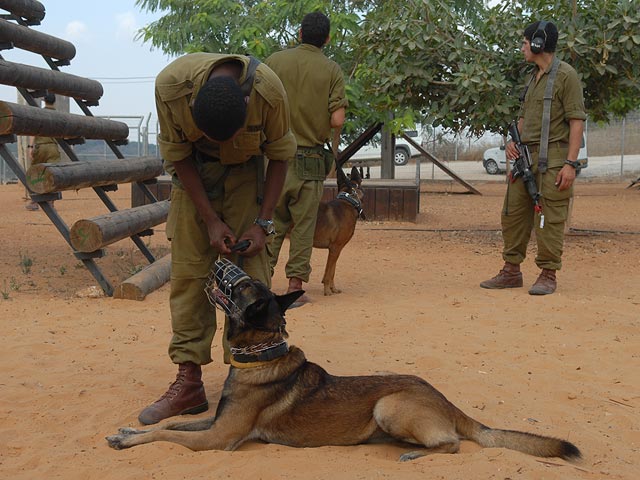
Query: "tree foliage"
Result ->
[[135, 0, 640, 136]]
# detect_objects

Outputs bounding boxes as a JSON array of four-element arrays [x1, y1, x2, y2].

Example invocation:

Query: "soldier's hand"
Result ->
[[237, 224, 267, 257], [555, 165, 576, 191], [206, 219, 235, 255], [505, 141, 519, 160]]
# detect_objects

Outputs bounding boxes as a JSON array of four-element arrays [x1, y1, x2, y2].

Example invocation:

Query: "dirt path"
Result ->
[[1, 180, 638, 480]]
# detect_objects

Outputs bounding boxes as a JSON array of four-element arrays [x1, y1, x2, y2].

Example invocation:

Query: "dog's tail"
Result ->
[[455, 410, 581, 461]]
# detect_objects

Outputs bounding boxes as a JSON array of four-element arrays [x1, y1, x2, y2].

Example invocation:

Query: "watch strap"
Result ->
[[564, 159, 579, 168]]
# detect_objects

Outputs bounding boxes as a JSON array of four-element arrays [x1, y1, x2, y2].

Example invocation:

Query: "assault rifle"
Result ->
[[508, 121, 542, 213]]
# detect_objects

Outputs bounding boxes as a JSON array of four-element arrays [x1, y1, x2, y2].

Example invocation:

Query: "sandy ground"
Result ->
[[0, 178, 639, 480]]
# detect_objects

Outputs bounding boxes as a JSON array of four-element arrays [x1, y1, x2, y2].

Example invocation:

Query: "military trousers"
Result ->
[[32, 141, 60, 165], [166, 159, 270, 366], [501, 145, 573, 270], [269, 154, 324, 282]]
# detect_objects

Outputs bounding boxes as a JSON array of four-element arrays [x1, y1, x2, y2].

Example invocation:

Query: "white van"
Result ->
[[483, 135, 588, 175], [344, 130, 422, 166]]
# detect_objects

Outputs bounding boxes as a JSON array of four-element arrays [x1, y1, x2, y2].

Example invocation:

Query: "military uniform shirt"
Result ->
[[155, 53, 296, 172], [519, 59, 586, 145], [265, 44, 348, 148]]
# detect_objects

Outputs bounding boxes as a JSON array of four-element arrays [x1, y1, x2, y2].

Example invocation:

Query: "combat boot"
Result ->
[[528, 268, 557, 295], [138, 362, 208, 425], [480, 262, 523, 289]]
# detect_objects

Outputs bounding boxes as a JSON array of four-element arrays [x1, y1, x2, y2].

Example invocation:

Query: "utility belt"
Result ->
[[295, 145, 334, 181], [527, 141, 568, 154]]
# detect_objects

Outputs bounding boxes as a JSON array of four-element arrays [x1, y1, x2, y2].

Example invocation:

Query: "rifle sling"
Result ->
[[238, 55, 265, 205], [538, 57, 560, 173]]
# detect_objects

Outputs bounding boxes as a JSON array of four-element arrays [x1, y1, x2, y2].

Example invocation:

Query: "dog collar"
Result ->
[[230, 340, 289, 366], [337, 191, 364, 218]]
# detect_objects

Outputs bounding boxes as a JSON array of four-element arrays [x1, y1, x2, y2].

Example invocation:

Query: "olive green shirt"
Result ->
[[155, 53, 296, 172], [519, 59, 586, 145], [265, 44, 348, 148]]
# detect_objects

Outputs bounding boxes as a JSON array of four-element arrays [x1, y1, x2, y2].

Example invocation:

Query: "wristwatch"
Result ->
[[564, 159, 580, 169], [254, 218, 276, 236]]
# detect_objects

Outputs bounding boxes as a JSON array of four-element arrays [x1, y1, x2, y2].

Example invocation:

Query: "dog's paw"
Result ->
[[106, 434, 130, 450], [399, 450, 426, 462]]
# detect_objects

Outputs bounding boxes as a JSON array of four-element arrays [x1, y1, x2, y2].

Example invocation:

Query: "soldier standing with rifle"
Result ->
[[480, 20, 586, 295]]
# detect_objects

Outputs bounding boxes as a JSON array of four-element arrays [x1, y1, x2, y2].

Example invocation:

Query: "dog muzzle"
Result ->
[[205, 258, 250, 314]]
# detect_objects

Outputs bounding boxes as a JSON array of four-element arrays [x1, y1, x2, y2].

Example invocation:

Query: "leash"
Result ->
[[229, 239, 250, 269]]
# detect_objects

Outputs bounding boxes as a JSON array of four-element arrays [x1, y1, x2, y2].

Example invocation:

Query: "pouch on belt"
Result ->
[[296, 147, 330, 181]]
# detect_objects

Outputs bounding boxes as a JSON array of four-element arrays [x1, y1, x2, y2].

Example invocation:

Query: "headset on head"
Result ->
[[530, 20, 548, 54]]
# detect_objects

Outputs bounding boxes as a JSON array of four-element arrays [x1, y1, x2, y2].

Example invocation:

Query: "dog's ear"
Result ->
[[350, 166, 361, 183], [244, 298, 270, 323], [275, 290, 304, 313]]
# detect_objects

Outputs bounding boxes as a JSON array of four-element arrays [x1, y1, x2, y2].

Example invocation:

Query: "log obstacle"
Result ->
[[113, 254, 171, 301], [26, 157, 164, 193], [0, 0, 46, 25], [70, 200, 169, 253], [0, 17, 75, 60], [0, 59, 103, 103], [0, 101, 128, 139]]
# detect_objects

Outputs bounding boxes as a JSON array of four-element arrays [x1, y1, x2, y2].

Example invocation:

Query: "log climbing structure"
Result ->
[[0, 0, 170, 300]]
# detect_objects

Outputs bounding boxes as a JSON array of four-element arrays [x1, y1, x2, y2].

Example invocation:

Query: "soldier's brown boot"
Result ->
[[480, 262, 523, 289], [138, 362, 208, 425], [528, 268, 557, 295]]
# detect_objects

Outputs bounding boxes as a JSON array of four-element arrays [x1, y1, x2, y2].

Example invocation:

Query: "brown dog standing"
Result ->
[[313, 166, 364, 295], [107, 262, 581, 462]]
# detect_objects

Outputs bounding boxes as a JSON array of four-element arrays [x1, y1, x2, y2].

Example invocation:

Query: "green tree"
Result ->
[[135, 0, 640, 136], [355, 0, 640, 134]]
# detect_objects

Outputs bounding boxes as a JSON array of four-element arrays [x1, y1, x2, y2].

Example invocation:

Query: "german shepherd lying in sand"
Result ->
[[313, 166, 365, 296], [107, 260, 580, 461]]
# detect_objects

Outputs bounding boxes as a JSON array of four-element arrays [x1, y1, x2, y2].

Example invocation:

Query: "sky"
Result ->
[[0, 0, 176, 135]]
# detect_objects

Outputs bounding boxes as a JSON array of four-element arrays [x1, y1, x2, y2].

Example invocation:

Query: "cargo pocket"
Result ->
[[295, 152, 326, 181], [219, 131, 262, 165], [540, 167, 572, 224]]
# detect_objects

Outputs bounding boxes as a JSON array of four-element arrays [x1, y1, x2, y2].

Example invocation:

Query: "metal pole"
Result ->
[[620, 116, 625, 177]]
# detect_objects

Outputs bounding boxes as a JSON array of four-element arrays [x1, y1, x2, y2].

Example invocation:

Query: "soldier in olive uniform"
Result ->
[[138, 53, 296, 425], [481, 21, 586, 295], [266, 12, 348, 305], [26, 93, 61, 211]]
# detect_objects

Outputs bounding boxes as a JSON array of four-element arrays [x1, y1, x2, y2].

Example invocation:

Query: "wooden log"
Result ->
[[0, 101, 128, 140], [0, 18, 75, 60], [69, 200, 169, 252], [0, 59, 103, 102], [26, 156, 164, 193], [0, 0, 46, 25], [113, 254, 171, 301]]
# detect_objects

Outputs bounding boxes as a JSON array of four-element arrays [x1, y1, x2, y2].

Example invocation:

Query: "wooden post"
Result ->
[[113, 254, 171, 301], [0, 101, 128, 139], [0, 18, 75, 60], [69, 200, 169, 252], [26, 156, 164, 193], [0, 0, 46, 25], [0, 60, 103, 103]]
